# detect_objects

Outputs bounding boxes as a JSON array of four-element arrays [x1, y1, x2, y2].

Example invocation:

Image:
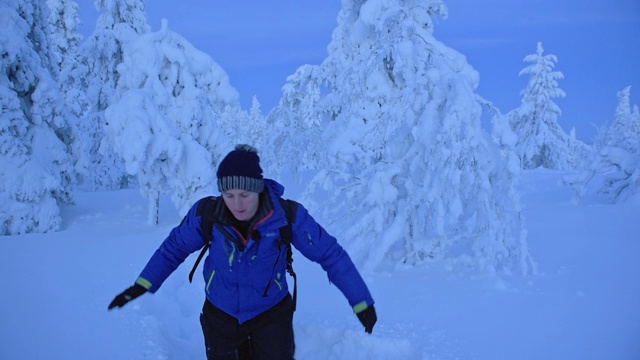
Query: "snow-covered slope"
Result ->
[[1, 170, 638, 359]]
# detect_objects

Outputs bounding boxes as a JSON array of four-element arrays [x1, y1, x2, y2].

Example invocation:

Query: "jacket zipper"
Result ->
[[261, 243, 283, 297]]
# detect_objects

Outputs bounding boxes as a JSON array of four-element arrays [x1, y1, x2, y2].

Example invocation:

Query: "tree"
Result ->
[[508, 42, 580, 170], [105, 20, 241, 223], [279, 0, 535, 275], [566, 87, 640, 202], [219, 96, 267, 155], [0, 0, 74, 235], [482, 97, 537, 276], [47, 0, 88, 186], [264, 64, 326, 179], [46, 0, 82, 76], [608, 86, 640, 150], [247, 97, 267, 152], [64, 0, 149, 190]]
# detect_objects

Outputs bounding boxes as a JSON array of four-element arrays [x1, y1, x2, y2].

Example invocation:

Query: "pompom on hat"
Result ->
[[216, 144, 264, 193]]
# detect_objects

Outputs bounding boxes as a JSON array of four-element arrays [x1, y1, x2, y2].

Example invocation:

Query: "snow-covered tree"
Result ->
[[482, 97, 537, 275], [508, 42, 580, 170], [46, 0, 88, 185], [566, 86, 640, 202], [83, 0, 149, 111], [566, 127, 594, 169], [219, 96, 267, 153], [46, 0, 82, 76], [280, 0, 535, 275], [0, 0, 74, 235], [105, 20, 241, 223], [65, 0, 149, 190], [606, 86, 640, 150], [264, 64, 326, 178], [247, 97, 267, 151]]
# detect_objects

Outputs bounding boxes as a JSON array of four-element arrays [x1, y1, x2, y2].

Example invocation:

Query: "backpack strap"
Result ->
[[278, 198, 298, 310], [189, 196, 217, 283]]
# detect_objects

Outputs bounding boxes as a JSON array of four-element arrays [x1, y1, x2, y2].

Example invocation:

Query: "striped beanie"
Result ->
[[216, 144, 264, 193]]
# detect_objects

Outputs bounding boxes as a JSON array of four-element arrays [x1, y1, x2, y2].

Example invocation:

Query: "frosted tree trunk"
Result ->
[[148, 191, 160, 225]]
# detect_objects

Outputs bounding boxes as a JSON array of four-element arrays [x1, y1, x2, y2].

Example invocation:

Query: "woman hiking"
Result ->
[[108, 144, 377, 359]]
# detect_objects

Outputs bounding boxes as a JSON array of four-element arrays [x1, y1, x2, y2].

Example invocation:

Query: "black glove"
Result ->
[[108, 284, 147, 310], [356, 305, 377, 334]]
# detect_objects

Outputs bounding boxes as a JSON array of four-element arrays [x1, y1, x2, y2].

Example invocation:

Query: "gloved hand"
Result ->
[[108, 283, 147, 310], [356, 305, 377, 334]]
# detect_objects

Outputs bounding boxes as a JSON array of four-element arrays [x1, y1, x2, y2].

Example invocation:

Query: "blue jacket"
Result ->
[[136, 179, 374, 323]]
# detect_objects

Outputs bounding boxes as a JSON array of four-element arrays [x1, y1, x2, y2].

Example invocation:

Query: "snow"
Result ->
[[1, 169, 639, 360], [2, 0, 639, 358]]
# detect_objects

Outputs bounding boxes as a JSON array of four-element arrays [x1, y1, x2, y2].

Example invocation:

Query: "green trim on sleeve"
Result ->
[[353, 301, 368, 314], [136, 277, 153, 290]]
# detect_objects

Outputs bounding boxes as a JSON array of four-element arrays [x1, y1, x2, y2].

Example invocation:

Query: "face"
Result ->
[[222, 189, 260, 221]]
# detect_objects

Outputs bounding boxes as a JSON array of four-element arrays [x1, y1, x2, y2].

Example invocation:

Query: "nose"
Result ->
[[231, 197, 242, 210]]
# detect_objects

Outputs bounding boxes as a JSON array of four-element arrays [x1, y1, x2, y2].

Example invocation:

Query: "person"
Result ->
[[108, 144, 377, 359]]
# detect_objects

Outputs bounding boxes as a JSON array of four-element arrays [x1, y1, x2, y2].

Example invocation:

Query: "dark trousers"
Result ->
[[200, 294, 295, 360]]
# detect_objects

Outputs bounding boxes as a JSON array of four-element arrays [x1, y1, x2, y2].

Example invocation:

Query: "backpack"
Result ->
[[188, 196, 299, 310]]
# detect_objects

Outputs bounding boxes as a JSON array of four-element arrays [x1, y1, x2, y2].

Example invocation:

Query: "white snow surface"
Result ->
[[1, 170, 639, 360]]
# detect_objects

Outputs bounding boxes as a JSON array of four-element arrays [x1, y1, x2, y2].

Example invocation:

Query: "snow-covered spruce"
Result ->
[[565, 86, 640, 203], [104, 19, 243, 223], [0, 0, 74, 235], [273, 0, 536, 275], [508, 42, 590, 171]]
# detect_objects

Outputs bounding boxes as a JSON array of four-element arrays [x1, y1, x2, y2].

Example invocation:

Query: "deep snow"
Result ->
[[1, 169, 639, 359]]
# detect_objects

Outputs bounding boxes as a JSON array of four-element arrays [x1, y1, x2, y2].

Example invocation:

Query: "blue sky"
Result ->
[[76, 0, 640, 143]]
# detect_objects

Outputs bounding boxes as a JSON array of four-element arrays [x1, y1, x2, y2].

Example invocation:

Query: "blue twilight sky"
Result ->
[[76, 0, 640, 143]]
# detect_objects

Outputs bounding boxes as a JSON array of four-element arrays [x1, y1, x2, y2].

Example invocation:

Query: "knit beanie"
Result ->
[[216, 144, 264, 193]]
